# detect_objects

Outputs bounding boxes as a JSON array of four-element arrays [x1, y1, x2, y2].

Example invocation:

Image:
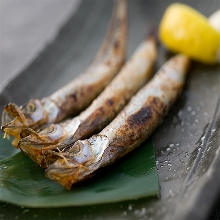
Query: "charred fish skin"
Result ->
[[46, 54, 190, 190], [71, 37, 157, 140], [1, 0, 127, 145], [47, 0, 128, 122], [19, 37, 157, 168]]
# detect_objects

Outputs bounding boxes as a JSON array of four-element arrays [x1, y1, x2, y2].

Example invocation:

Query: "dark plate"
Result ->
[[0, 0, 220, 219]]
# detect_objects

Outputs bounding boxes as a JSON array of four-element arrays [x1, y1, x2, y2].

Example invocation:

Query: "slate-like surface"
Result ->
[[0, 0, 80, 90], [0, 0, 220, 219]]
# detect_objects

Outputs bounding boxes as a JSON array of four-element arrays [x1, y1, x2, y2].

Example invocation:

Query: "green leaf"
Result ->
[[0, 134, 19, 160], [0, 138, 159, 207]]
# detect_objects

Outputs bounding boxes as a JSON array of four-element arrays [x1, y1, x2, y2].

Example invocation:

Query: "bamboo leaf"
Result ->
[[0, 135, 19, 160], [0, 139, 159, 207]]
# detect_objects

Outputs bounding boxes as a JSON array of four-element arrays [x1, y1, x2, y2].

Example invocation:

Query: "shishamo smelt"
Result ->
[[19, 37, 157, 168], [46, 54, 190, 190], [1, 0, 127, 146]]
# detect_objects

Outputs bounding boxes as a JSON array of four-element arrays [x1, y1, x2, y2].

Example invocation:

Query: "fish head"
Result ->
[[46, 135, 109, 189], [18, 124, 66, 167], [1, 99, 47, 142]]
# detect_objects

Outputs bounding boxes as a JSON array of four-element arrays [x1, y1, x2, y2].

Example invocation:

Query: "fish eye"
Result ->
[[39, 125, 55, 135], [47, 126, 55, 133], [26, 103, 36, 113], [28, 103, 36, 112], [69, 144, 80, 154]]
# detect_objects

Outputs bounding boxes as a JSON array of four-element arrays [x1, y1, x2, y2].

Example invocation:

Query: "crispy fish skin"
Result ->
[[1, 0, 127, 146], [46, 54, 190, 190], [19, 37, 157, 168]]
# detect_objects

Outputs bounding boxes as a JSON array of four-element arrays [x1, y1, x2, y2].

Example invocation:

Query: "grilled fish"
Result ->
[[46, 54, 190, 189], [19, 36, 157, 168], [1, 0, 127, 146]]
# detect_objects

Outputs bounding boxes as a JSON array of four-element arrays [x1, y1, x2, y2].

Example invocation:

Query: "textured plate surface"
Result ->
[[0, 0, 220, 219]]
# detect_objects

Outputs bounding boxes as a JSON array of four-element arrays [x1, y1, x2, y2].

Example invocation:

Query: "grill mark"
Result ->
[[101, 145, 126, 166], [127, 96, 166, 127], [114, 40, 120, 50], [128, 106, 152, 127], [108, 96, 167, 149], [107, 99, 114, 106], [71, 93, 77, 102]]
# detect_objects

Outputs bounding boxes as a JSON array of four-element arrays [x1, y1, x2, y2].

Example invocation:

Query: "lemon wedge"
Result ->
[[159, 3, 220, 64]]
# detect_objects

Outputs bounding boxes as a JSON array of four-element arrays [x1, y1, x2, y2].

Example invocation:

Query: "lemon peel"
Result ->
[[159, 4, 220, 64]]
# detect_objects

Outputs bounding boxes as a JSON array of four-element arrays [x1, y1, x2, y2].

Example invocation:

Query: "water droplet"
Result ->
[[191, 111, 196, 116], [134, 208, 147, 218], [169, 189, 174, 197], [211, 128, 216, 135], [22, 209, 29, 214], [178, 110, 183, 117], [128, 204, 133, 211], [161, 150, 165, 155], [122, 211, 127, 216], [204, 112, 209, 117], [196, 106, 201, 111], [0, 166, 7, 170], [185, 152, 189, 157], [187, 106, 192, 112]]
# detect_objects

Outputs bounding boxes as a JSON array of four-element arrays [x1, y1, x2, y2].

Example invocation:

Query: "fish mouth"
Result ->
[[45, 140, 90, 189], [2, 122, 25, 139], [18, 127, 67, 168], [2, 103, 27, 126], [46, 135, 110, 189], [18, 137, 58, 168], [46, 162, 75, 190], [45, 138, 106, 189], [1, 100, 48, 142], [20, 127, 81, 168], [19, 138, 46, 167], [1, 103, 28, 142], [45, 157, 89, 190]]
